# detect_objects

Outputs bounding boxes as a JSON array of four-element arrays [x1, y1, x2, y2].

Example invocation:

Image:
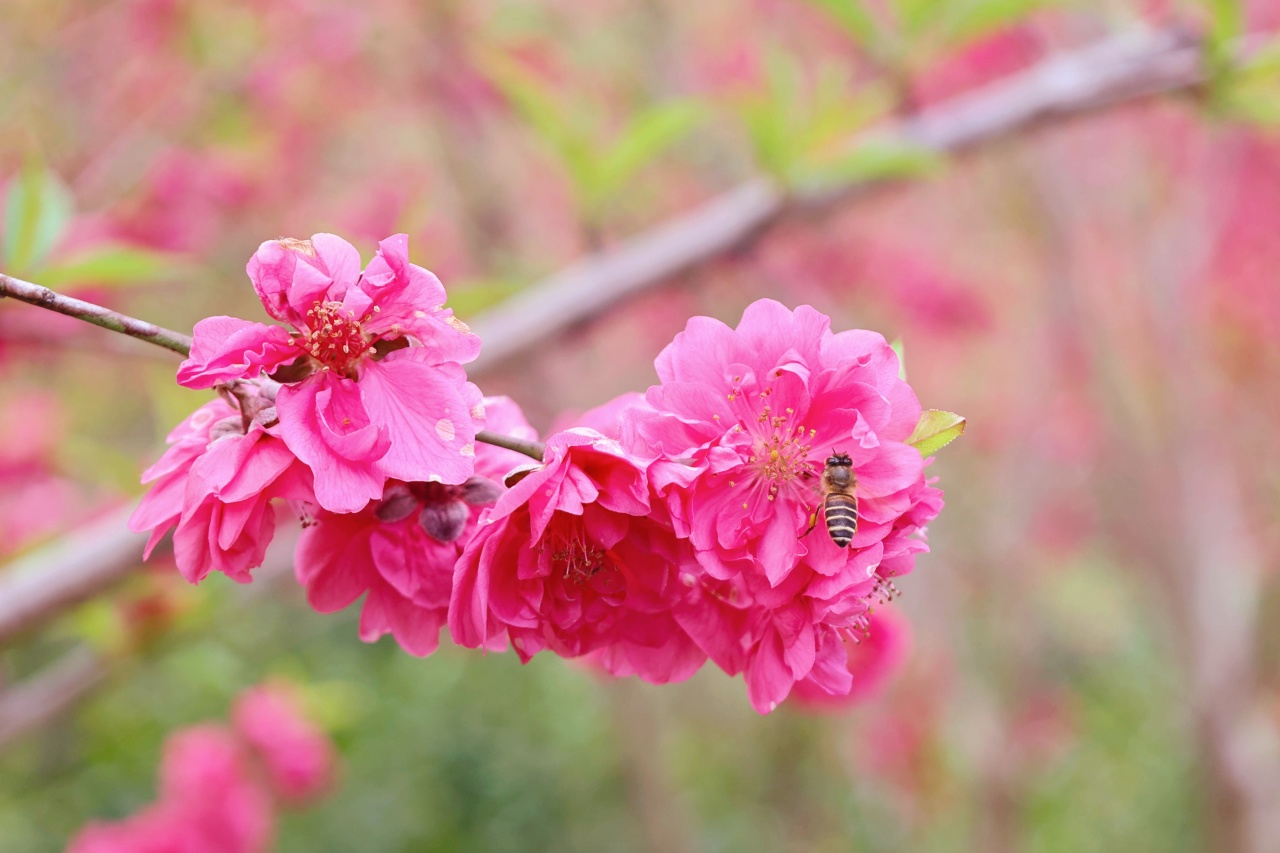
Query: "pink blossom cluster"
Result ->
[[133, 235, 950, 713], [66, 683, 335, 853]]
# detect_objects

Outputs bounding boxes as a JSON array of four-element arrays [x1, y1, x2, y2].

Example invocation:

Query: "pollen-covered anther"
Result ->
[[300, 301, 372, 375], [873, 578, 901, 603], [753, 431, 813, 488], [550, 537, 612, 584]]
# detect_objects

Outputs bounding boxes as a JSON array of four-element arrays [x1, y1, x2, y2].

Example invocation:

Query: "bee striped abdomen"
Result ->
[[823, 494, 858, 547]]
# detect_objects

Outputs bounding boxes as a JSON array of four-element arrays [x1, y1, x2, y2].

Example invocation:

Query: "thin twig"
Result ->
[[474, 429, 545, 461], [0, 273, 194, 356], [0, 275, 551, 462], [0, 646, 107, 750]]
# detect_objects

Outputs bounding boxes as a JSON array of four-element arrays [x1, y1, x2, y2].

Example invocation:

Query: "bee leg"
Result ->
[[799, 506, 819, 540]]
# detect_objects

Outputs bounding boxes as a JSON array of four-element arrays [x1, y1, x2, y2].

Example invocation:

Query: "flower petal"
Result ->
[[358, 353, 478, 486]]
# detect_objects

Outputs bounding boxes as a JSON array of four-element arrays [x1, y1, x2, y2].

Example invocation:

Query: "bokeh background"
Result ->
[[2, 0, 1280, 850]]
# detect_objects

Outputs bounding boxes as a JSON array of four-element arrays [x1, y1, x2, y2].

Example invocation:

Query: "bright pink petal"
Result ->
[[276, 374, 388, 513], [358, 352, 478, 485], [294, 511, 377, 612], [177, 316, 296, 389]]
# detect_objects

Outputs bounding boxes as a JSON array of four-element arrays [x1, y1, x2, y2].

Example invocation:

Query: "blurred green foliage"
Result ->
[[0, 555, 1204, 852]]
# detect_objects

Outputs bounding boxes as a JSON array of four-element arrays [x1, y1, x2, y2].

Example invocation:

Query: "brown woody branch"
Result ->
[[0, 273, 194, 356]]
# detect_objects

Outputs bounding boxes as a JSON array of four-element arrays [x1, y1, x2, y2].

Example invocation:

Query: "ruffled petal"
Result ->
[[177, 317, 296, 389], [357, 352, 477, 486]]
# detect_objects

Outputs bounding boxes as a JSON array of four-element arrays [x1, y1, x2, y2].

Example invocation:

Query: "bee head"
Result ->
[[826, 452, 853, 468]]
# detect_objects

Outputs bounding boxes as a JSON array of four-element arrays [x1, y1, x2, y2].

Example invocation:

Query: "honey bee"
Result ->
[[802, 452, 858, 547]]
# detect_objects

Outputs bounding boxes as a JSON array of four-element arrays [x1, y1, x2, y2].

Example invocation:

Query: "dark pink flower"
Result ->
[[790, 607, 913, 710], [67, 682, 340, 852], [158, 727, 274, 851], [619, 299, 943, 711], [177, 234, 483, 513], [450, 429, 706, 684], [232, 683, 335, 804], [67, 726, 273, 853], [295, 397, 535, 655], [129, 391, 313, 584], [627, 298, 924, 585]]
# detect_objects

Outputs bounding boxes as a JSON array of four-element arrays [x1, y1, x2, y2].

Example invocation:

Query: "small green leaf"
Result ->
[[1207, 38, 1280, 126], [446, 278, 524, 316], [937, 0, 1055, 47], [591, 99, 705, 207], [478, 50, 594, 184], [39, 245, 174, 287], [890, 337, 907, 380], [791, 137, 944, 188], [801, 0, 887, 53], [907, 409, 966, 456], [68, 599, 128, 655], [3, 167, 75, 273], [1206, 0, 1244, 45], [738, 48, 808, 178]]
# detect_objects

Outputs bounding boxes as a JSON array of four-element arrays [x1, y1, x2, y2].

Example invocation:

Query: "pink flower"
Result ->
[[67, 726, 273, 853], [295, 397, 536, 655], [129, 390, 312, 584], [177, 233, 483, 513], [790, 607, 913, 710], [450, 429, 706, 684], [627, 298, 924, 585], [67, 682, 340, 852], [66, 808, 197, 853], [158, 727, 275, 852], [232, 684, 335, 804], [619, 299, 943, 711]]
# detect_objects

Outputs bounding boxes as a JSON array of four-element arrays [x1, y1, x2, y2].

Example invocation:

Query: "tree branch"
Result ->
[[474, 428, 546, 461], [468, 27, 1208, 371], [0, 510, 147, 647], [0, 646, 107, 750], [0, 273, 194, 356]]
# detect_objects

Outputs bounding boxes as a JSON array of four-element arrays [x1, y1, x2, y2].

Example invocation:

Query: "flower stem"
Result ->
[[0, 273, 196, 357], [475, 429, 545, 461], [2, 272, 547, 462]]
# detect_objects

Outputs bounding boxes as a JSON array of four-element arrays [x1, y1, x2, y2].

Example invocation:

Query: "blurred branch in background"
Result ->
[[471, 26, 1212, 371], [0, 647, 105, 751], [0, 509, 145, 647]]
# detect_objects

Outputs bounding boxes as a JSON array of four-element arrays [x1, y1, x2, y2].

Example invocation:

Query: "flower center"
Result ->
[[547, 529, 613, 585], [300, 301, 374, 376], [746, 403, 816, 501]]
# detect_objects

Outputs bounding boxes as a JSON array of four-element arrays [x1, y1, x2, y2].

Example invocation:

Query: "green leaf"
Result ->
[[896, 0, 942, 40], [791, 137, 944, 188], [68, 598, 131, 655], [937, 0, 1055, 47], [445, 278, 525, 316], [1208, 38, 1280, 126], [38, 245, 174, 287], [800, 0, 886, 52], [890, 337, 907, 380], [591, 99, 705, 207], [907, 409, 966, 457], [739, 48, 808, 178], [478, 51, 596, 191], [2, 167, 75, 273], [1205, 0, 1244, 45]]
